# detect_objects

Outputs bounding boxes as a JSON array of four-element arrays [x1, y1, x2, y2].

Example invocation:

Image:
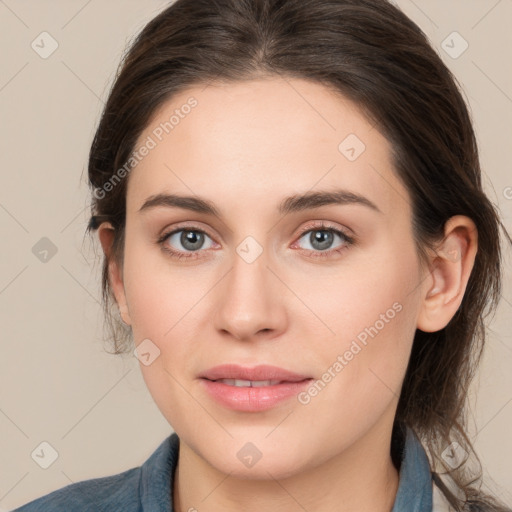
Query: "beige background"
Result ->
[[0, 0, 511, 509]]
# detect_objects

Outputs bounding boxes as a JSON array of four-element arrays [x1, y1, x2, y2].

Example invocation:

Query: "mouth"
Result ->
[[198, 364, 314, 412], [203, 378, 311, 387]]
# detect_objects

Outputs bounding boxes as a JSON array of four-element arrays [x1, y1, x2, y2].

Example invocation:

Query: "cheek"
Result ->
[[302, 239, 421, 403], [121, 244, 202, 425], [121, 237, 210, 384], [122, 237, 201, 339], [305, 238, 420, 345]]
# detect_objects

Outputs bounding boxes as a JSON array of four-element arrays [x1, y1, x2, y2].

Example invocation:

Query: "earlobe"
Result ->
[[97, 222, 132, 326], [417, 216, 478, 333]]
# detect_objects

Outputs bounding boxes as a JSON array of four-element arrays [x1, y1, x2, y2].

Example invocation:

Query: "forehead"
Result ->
[[126, 77, 410, 218]]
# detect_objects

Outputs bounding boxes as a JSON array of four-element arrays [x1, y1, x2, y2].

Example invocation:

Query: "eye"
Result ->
[[157, 222, 355, 261], [294, 223, 354, 258], [158, 228, 216, 259]]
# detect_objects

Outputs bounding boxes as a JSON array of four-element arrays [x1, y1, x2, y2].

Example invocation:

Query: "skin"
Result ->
[[98, 76, 477, 512]]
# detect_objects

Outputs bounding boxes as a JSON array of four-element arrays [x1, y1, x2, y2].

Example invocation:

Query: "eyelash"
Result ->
[[156, 222, 355, 261]]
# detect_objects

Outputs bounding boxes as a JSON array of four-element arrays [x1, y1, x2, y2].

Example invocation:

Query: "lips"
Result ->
[[199, 364, 313, 412], [198, 364, 311, 384]]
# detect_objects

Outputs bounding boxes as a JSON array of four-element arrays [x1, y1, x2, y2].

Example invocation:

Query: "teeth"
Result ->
[[216, 379, 282, 387]]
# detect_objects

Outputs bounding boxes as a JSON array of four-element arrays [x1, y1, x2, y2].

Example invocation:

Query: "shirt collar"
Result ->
[[140, 433, 178, 511], [140, 425, 433, 512], [391, 425, 433, 512]]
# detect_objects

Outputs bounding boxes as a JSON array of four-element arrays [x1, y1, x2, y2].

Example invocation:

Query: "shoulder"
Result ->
[[12, 467, 142, 512], [13, 432, 179, 512]]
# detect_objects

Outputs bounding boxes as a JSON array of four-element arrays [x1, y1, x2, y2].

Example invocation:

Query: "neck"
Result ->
[[172, 424, 400, 512]]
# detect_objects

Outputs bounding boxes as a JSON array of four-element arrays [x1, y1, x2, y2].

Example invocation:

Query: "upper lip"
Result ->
[[199, 364, 312, 383]]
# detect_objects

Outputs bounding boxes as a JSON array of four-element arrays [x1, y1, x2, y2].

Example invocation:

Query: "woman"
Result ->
[[14, 0, 511, 510]]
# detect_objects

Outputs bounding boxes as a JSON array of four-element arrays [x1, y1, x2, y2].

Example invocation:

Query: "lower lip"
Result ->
[[200, 378, 313, 412]]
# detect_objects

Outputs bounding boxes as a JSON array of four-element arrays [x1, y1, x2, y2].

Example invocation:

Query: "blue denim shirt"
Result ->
[[13, 426, 433, 511]]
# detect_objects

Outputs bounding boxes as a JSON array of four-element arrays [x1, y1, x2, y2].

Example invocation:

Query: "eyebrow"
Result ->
[[138, 189, 382, 217]]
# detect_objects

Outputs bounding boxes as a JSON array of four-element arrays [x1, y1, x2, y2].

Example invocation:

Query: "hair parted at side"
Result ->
[[85, 0, 511, 509]]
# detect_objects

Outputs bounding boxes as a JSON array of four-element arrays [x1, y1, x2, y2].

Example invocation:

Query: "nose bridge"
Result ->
[[213, 233, 284, 340]]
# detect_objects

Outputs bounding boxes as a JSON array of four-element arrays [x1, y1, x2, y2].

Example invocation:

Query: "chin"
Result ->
[[206, 444, 308, 481]]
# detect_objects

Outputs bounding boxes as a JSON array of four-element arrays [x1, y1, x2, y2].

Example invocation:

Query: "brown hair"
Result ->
[[86, 0, 511, 509]]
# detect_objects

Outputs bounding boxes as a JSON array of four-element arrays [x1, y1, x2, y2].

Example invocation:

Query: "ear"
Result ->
[[97, 222, 132, 326], [416, 215, 478, 333]]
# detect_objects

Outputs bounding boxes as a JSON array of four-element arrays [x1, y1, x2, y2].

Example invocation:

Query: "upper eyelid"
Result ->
[[161, 223, 217, 242], [161, 221, 348, 236]]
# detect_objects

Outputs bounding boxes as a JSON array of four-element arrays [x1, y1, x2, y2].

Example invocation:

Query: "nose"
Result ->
[[213, 239, 288, 342]]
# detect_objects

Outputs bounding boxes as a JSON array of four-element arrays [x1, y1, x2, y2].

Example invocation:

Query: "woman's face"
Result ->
[[110, 77, 430, 478]]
